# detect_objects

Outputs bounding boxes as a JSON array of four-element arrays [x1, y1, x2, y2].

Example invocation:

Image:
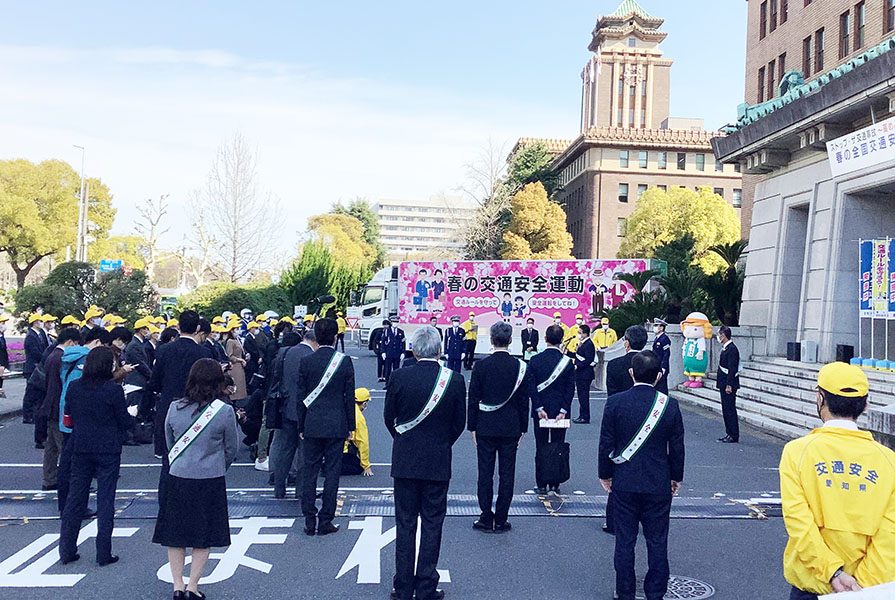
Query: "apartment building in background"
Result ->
[[373, 195, 477, 262]]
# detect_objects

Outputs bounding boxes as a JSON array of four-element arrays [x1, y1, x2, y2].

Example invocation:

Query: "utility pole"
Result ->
[[72, 145, 86, 261]]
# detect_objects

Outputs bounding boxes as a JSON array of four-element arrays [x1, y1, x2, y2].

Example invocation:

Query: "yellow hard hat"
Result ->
[[167, 319, 179, 328], [355, 388, 371, 403], [575, 314, 584, 320], [0, 314, 10, 322], [43, 315, 58, 321], [303, 315, 314, 322], [134, 317, 153, 330], [154, 316, 166, 324], [553, 311, 562, 318], [270, 318, 279, 327], [337, 311, 343, 317], [61, 315, 79, 325], [148, 324, 162, 334], [28, 313, 45, 324], [817, 363, 869, 398], [469, 311, 475, 317], [601, 317, 610, 325], [247, 321, 261, 329]]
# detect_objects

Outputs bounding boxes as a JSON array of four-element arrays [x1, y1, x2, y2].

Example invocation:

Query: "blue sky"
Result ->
[[0, 0, 747, 259]]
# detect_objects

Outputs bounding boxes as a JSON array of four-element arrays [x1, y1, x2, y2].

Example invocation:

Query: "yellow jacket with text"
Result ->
[[336, 317, 347, 334], [592, 327, 618, 349], [462, 319, 478, 341], [780, 426, 895, 595], [344, 405, 370, 470]]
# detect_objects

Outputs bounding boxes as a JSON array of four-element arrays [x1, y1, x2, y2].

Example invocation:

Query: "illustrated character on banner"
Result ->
[[589, 281, 609, 315], [513, 295, 527, 318], [681, 312, 713, 388], [499, 292, 513, 322], [414, 268, 432, 313], [430, 269, 446, 312]]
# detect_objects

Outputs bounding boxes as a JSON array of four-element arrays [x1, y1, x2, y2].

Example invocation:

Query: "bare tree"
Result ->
[[134, 195, 170, 281], [458, 138, 508, 206], [458, 140, 512, 259], [197, 133, 279, 283], [177, 202, 218, 287]]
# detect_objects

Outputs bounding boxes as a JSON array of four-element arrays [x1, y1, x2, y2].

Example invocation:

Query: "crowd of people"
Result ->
[[3, 300, 895, 600]]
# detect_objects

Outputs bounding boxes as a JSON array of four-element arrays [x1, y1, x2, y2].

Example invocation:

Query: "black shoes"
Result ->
[[82, 509, 97, 520], [602, 523, 615, 535], [718, 436, 739, 443], [572, 418, 590, 424], [173, 592, 185, 600], [42, 483, 58, 491], [472, 519, 493, 533], [304, 525, 316, 536], [186, 592, 206, 600], [274, 488, 286, 499], [35, 442, 45, 449], [317, 522, 340, 536], [97, 555, 119, 566], [60, 553, 80, 565], [535, 487, 547, 495], [548, 485, 561, 496], [494, 522, 512, 534]]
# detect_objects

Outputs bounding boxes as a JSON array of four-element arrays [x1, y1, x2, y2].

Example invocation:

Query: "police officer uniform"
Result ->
[[444, 318, 465, 374], [379, 322, 406, 385], [651, 319, 671, 395]]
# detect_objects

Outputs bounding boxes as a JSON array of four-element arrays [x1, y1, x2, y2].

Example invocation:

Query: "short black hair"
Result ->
[[419, 269, 428, 274], [429, 316, 438, 322], [545, 324, 564, 345], [503, 292, 510, 298], [579, 324, 591, 336], [84, 327, 111, 346], [820, 388, 868, 420], [179, 310, 200, 334], [82, 346, 115, 381], [273, 320, 291, 338], [56, 327, 82, 345], [110, 326, 132, 344], [624, 325, 648, 350], [197, 318, 212, 335], [719, 326, 732, 340], [434, 269, 443, 275], [515, 296, 524, 302], [160, 327, 180, 344], [314, 318, 339, 346], [632, 350, 661, 384], [526, 317, 534, 323]]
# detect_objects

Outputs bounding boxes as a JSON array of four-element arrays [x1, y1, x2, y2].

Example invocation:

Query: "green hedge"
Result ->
[[177, 282, 292, 318]]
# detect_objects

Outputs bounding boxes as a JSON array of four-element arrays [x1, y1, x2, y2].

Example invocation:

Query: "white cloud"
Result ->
[[0, 44, 573, 261]]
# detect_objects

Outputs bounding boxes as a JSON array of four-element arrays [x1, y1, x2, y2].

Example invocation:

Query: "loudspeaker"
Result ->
[[786, 342, 801, 362], [836, 344, 855, 364]]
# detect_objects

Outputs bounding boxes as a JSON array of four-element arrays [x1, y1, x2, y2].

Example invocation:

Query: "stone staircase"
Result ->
[[673, 356, 894, 440]]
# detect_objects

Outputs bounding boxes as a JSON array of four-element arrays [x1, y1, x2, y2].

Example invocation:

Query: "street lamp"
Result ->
[[72, 145, 86, 262]]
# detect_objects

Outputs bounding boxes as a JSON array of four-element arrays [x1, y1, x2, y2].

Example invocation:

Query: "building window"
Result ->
[[618, 108, 623, 124], [640, 109, 646, 128], [768, 59, 776, 98], [855, 2, 865, 51], [815, 28, 825, 72], [735, 162, 742, 173], [617, 218, 628, 237], [629, 108, 635, 128], [618, 184, 629, 203], [657, 152, 667, 169], [760, 1, 767, 39], [714, 187, 725, 198], [657, 185, 667, 191], [695, 154, 705, 171], [619, 150, 629, 168], [888, 0, 895, 33], [758, 66, 766, 103], [637, 184, 648, 199], [781, 0, 788, 23], [803, 36, 812, 75], [677, 153, 686, 170], [779, 53, 787, 82], [638, 151, 648, 168], [839, 12, 850, 59], [733, 189, 743, 208], [715, 159, 724, 172], [628, 38, 636, 47], [770, 0, 778, 32]]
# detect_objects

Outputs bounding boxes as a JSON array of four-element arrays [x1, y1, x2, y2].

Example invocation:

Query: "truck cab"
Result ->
[[357, 266, 398, 344]]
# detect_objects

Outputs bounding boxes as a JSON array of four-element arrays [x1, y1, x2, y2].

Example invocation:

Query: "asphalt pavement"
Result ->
[[0, 347, 792, 599]]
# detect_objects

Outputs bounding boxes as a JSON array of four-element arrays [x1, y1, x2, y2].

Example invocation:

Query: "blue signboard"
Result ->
[[860, 240, 872, 317], [99, 259, 123, 272]]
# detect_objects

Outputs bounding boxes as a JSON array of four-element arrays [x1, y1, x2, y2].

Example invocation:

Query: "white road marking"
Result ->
[[0, 462, 391, 468], [0, 486, 397, 495]]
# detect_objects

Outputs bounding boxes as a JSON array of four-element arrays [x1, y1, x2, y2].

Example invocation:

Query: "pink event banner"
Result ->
[[398, 260, 648, 328]]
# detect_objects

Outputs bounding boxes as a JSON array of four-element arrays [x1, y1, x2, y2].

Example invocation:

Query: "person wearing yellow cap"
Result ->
[[335, 311, 347, 352], [562, 313, 586, 356], [212, 316, 225, 325], [125, 318, 154, 420], [342, 388, 373, 477], [80, 306, 105, 338], [780, 362, 895, 598], [592, 317, 618, 392], [715, 326, 741, 443], [60, 315, 80, 329], [23, 313, 49, 435], [461, 312, 479, 370], [166, 318, 179, 331]]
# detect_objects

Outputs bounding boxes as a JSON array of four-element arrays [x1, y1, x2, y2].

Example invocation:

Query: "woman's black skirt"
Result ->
[[152, 475, 230, 548]]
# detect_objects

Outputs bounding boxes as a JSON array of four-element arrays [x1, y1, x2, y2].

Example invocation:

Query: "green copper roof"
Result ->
[[611, 0, 652, 18]]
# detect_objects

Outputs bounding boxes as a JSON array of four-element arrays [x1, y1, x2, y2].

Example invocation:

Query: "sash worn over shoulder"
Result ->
[[610, 391, 669, 465], [303, 351, 346, 408], [395, 366, 453, 434], [168, 399, 227, 465], [536, 355, 572, 393], [480, 359, 527, 412]]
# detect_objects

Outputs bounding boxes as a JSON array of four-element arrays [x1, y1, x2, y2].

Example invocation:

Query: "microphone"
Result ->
[[314, 295, 336, 304]]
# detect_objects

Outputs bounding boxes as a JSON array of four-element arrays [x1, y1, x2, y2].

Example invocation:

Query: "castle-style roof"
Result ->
[[611, 0, 654, 19], [589, 1, 665, 50]]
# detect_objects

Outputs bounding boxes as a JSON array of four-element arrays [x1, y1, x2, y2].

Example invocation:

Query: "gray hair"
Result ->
[[490, 321, 512, 348], [411, 326, 442, 359], [302, 328, 316, 343]]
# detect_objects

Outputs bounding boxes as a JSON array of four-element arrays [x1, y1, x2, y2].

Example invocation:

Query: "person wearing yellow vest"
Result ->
[[780, 362, 895, 598], [343, 388, 373, 476], [563, 314, 585, 355], [336, 311, 347, 353], [461, 312, 479, 370], [592, 317, 618, 349], [551, 311, 568, 337]]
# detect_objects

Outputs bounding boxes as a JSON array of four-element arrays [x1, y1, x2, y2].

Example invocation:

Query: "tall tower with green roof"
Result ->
[[580, 0, 672, 132]]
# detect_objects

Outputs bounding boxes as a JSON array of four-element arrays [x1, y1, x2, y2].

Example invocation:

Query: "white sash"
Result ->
[[610, 392, 669, 464], [537, 355, 572, 393], [480, 359, 527, 412], [168, 400, 227, 465], [303, 351, 346, 408], [395, 366, 453, 434]]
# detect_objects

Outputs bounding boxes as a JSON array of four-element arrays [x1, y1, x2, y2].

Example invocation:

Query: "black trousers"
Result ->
[[446, 357, 462, 373], [463, 340, 476, 370], [301, 437, 344, 528], [273, 418, 302, 497], [383, 355, 401, 383], [21, 380, 41, 422], [720, 389, 739, 441], [337, 333, 345, 352], [789, 587, 818, 600], [656, 370, 669, 396], [575, 378, 593, 421], [613, 490, 672, 600], [34, 414, 48, 445], [393, 477, 449, 600], [532, 417, 566, 489], [476, 435, 518, 526], [59, 452, 121, 563], [377, 355, 385, 378], [57, 433, 72, 512]]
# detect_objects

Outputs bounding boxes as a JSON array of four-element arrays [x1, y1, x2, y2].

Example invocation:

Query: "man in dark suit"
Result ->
[[147, 310, 213, 457], [296, 319, 355, 536], [379, 319, 405, 385], [527, 324, 574, 495], [243, 321, 262, 390], [384, 325, 466, 600], [604, 324, 649, 533], [369, 325, 386, 382], [444, 316, 465, 374], [273, 328, 317, 498], [521, 317, 539, 361], [125, 318, 154, 420], [22, 314, 49, 427], [599, 351, 685, 600], [468, 322, 529, 533], [573, 324, 596, 424], [428, 316, 443, 345], [716, 326, 740, 443], [651, 319, 672, 395]]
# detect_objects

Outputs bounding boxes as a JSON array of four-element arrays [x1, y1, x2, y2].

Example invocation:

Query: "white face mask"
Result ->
[[602, 325, 609, 331], [92, 317, 103, 326], [576, 319, 583, 325], [527, 324, 533, 330], [113, 340, 125, 350], [578, 334, 586, 341], [554, 318, 561, 324], [0, 324, 6, 333]]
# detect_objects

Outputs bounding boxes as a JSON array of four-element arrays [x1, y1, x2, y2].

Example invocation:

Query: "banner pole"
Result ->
[[859, 238, 863, 361]]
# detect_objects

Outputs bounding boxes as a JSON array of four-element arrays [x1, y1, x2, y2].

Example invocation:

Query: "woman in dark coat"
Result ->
[[153, 358, 239, 600], [58, 346, 131, 566]]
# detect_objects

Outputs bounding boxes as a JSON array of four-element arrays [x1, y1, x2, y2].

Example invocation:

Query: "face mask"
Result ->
[[602, 325, 608, 331], [0, 324, 6, 333], [578, 334, 586, 341], [576, 319, 583, 325], [92, 317, 103, 326], [554, 318, 561, 324], [113, 340, 125, 350], [527, 324, 533, 330]]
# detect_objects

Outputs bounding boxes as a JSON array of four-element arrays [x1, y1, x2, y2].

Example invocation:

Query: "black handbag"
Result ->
[[133, 421, 154, 445], [535, 441, 571, 486], [27, 363, 47, 392]]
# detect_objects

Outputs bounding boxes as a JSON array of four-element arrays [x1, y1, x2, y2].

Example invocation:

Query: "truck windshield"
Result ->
[[362, 286, 383, 305]]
